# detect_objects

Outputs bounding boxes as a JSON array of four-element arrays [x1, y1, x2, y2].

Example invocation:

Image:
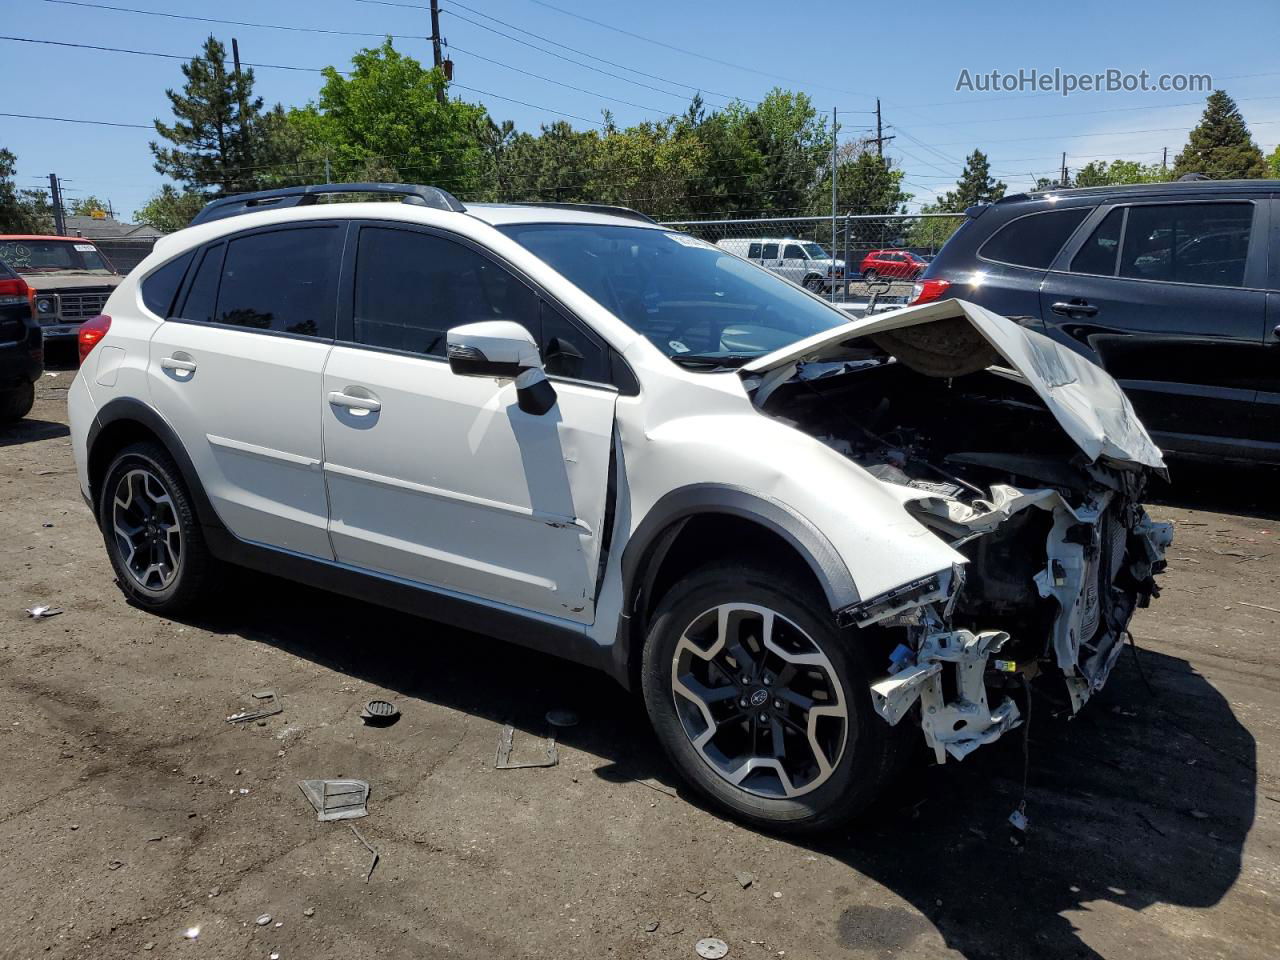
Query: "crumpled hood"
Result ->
[[741, 297, 1166, 470]]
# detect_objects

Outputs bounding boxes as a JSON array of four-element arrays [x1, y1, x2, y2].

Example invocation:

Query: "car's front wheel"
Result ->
[[98, 441, 217, 614], [641, 563, 902, 834], [803, 275, 824, 292], [0, 381, 35, 423], [862, 268, 878, 282]]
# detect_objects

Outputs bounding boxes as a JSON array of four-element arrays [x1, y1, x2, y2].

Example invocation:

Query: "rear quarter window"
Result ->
[[979, 207, 1092, 269], [140, 251, 194, 318]]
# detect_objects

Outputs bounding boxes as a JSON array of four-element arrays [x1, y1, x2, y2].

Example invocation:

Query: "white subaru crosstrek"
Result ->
[[68, 183, 1171, 833]]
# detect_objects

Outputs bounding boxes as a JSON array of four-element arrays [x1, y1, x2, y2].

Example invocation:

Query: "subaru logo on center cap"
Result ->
[[749, 688, 769, 707]]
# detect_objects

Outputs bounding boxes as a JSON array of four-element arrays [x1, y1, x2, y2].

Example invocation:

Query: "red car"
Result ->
[[858, 249, 928, 281]]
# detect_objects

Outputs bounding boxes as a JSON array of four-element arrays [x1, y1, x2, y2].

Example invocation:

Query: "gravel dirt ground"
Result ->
[[3, 362, 1278, 960]]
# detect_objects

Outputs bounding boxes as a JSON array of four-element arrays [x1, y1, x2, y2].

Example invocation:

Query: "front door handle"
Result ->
[[327, 391, 381, 413], [161, 356, 197, 373], [1051, 300, 1098, 317]]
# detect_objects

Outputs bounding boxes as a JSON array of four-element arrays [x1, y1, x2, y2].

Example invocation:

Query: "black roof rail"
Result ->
[[189, 182, 467, 226], [510, 201, 657, 224]]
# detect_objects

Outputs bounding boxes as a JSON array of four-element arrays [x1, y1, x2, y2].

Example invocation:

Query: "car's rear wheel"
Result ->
[[0, 381, 35, 423], [641, 563, 902, 834], [98, 441, 216, 613]]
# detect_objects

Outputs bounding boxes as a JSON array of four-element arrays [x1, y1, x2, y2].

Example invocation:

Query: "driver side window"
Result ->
[[353, 226, 539, 357]]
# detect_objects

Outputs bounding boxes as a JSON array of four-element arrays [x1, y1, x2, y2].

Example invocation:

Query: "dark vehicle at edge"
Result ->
[[911, 179, 1280, 465], [0, 259, 42, 422]]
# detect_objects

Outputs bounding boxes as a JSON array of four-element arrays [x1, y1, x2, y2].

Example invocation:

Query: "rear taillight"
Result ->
[[78, 314, 112, 365], [909, 278, 951, 306], [0, 276, 29, 304]]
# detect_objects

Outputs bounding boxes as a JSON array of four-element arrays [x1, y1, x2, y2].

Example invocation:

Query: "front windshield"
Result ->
[[0, 239, 114, 275], [499, 224, 846, 367], [800, 242, 829, 260]]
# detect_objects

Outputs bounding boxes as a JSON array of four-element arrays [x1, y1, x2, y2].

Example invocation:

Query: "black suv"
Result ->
[[913, 180, 1279, 464], [0, 258, 42, 422]]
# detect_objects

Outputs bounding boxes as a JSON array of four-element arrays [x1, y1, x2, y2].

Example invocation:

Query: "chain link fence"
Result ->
[[658, 213, 964, 307]]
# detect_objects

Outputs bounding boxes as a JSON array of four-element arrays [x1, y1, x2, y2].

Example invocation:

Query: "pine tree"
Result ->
[[1172, 91, 1267, 180], [151, 36, 265, 195], [941, 150, 1006, 210]]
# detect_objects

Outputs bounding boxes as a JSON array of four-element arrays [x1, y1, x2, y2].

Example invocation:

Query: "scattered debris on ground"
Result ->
[[360, 698, 400, 726], [226, 689, 283, 724], [495, 723, 558, 769], [298, 779, 370, 821], [25, 604, 62, 619]]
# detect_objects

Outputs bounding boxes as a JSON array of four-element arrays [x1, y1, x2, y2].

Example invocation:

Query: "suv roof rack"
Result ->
[[511, 201, 656, 224], [189, 182, 467, 226]]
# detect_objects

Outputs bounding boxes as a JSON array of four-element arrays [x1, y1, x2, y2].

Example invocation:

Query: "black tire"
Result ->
[[98, 441, 218, 614], [803, 275, 824, 292], [641, 563, 904, 834], [862, 268, 878, 282], [0, 381, 35, 423]]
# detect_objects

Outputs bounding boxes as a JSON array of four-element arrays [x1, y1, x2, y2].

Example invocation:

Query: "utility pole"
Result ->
[[429, 0, 446, 105], [1060, 152, 1068, 187], [831, 106, 838, 303], [48, 173, 66, 236], [869, 99, 895, 157], [1162, 146, 1168, 170]]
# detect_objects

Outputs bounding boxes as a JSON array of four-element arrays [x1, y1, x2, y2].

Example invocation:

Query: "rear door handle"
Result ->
[[1051, 300, 1098, 317], [328, 391, 381, 413], [160, 356, 197, 373]]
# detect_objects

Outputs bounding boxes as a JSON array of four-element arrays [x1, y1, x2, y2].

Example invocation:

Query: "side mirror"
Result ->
[[446, 321, 557, 415]]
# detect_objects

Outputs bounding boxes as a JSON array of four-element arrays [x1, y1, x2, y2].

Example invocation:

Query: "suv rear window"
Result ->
[[979, 207, 1091, 269], [141, 252, 193, 318], [1118, 202, 1253, 287], [1071, 208, 1123, 276]]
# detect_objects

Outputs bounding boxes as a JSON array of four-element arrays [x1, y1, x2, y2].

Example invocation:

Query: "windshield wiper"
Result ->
[[668, 352, 758, 368]]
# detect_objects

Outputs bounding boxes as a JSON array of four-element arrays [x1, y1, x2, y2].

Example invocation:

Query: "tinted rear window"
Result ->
[[1118, 202, 1253, 287], [214, 227, 341, 337], [141, 252, 193, 318], [980, 207, 1091, 269], [1071, 208, 1123, 275]]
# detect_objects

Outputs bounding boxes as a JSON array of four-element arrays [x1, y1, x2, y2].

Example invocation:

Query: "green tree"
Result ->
[[908, 202, 965, 252], [1073, 159, 1172, 187], [1172, 90, 1267, 180], [1265, 144, 1280, 179], [151, 36, 267, 194], [939, 149, 1006, 209], [747, 89, 831, 215], [293, 40, 490, 196], [0, 147, 52, 233], [809, 144, 911, 248], [504, 121, 601, 202], [135, 185, 207, 232], [67, 195, 111, 217]]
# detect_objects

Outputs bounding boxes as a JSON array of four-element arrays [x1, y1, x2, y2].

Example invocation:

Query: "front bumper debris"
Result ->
[[871, 628, 1021, 763]]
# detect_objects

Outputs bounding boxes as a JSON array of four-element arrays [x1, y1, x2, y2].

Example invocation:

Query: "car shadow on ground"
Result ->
[[0, 417, 70, 447], [173, 569, 1255, 960]]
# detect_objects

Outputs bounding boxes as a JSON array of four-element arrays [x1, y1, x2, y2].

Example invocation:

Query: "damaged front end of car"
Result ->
[[741, 298, 1173, 763]]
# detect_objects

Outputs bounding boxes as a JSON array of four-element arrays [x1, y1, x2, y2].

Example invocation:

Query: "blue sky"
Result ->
[[4, 0, 1279, 220]]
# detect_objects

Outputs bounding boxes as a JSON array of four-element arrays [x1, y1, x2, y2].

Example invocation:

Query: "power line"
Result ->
[[0, 111, 152, 129], [515, 0, 873, 99], [433, 2, 740, 105], [38, 0, 417, 38], [447, 44, 672, 114], [0, 34, 340, 73], [894, 93, 1280, 129], [927, 119, 1280, 148]]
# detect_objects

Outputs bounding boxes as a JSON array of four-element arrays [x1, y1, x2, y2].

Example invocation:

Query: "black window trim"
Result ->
[[975, 203, 1096, 271], [168, 220, 350, 343], [338, 218, 637, 395], [1049, 197, 1268, 292]]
